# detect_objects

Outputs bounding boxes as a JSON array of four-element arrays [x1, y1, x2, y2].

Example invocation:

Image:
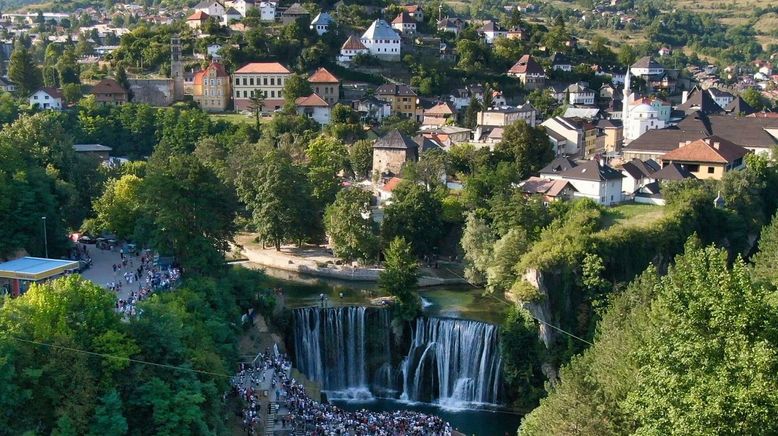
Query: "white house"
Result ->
[[551, 52, 572, 71], [228, 0, 256, 16], [708, 88, 735, 110], [194, 0, 226, 17], [356, 96, 391, 122], [391, 11, 416, 36], [567, 82, 596, 106], [621, 72, 670, 143], [259, 1, 276, 21], [310, 12, 334, 35], [619, 158, 660, 195], [295, 93, 331, 125], [479, 20, 506, 44], [223, 7, 242, 24], [539, 157, 624, 205], [541, 116, 583, 155], [360, 19, 401, 61], [30, 87, 63, 110], [630, 56, 664, 78], [337, 35, 368, 64]]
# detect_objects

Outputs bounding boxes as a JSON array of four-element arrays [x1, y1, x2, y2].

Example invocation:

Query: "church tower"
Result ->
[[171, 35, 184, 101]]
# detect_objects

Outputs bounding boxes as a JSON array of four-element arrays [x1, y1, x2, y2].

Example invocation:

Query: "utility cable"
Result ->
[[6, 335, 233, 379]]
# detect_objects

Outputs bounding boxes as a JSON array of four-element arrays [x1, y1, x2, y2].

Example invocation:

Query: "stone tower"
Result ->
[[171, 35, 184, 101]]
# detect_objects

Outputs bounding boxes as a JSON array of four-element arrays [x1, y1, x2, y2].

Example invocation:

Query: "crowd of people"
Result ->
[[110, 251, 181, 316], [230, 348, 452, 436]]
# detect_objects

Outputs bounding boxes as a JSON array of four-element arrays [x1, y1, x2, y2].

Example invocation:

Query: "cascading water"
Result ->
[[292, 306, 503, 407], [400, 317, 502, 407]]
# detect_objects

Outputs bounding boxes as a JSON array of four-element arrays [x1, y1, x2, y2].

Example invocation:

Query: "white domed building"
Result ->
[[622, 72, 670, 143]]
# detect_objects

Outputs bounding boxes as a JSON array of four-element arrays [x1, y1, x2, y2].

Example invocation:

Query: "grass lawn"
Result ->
[[209, 113, 262, 125], [603, 202, 666, 229]]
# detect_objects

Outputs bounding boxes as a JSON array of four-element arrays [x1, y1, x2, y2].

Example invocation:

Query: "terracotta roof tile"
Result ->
[[307, 67, 339, 83], [188, 10, 209, 21], [235, 62, 291, 74], [295, 93, 329, 107], [661, 136, 748, 164]]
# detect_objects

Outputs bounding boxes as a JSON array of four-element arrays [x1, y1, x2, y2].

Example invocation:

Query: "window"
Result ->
[[686, 164, 700, 172], [250, 78, 254, 86], [235, 78, 239, 85], [270, 78, 275, 86], [217, 79, 221, 86], [263, 78, 268, 85], [707, 166, 715, 174], [271, 90, 275, 98], [242, 78, 247, 86]]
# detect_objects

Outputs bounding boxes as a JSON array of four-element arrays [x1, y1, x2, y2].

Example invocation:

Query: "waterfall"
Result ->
[[401, 317, 502, 407], [292, 307, 503, 407]]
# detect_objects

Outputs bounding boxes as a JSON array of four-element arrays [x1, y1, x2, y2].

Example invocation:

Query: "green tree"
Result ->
[[8, 44, 42, 96], [740, 88, 765, 111], [56, 48, 80, 85], [247, 92, 265, 132], [283, 74, 313, 107], [486, 228, 530, 293], [752, 213, 778, 288], [91, 174, 143, 239], [141, 154, 238, 274], [463, 96, 482, 129], [495, 120, 553, 179], [379, 237, 420, 323], [460, 212, 495, 284], [527, 88, 557, 119], [89, 390, 128, 436], [349, 139, 373, 179], [306, 134, 349, 206], [618, 44, 637, 67], [62, 83, 83, 104], [324, 188, 378, 262], [381, 181, 444, 255]]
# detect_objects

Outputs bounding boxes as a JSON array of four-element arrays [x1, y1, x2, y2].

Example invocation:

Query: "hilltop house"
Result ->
[[337, 35, 368, 64], [508, 55, 546, 90], [259, 1, 276, 21], [538, 157, 624, 205], [310, 12, 334, 35], [91, 78, 128, 106], [392, 12, 416, 35], [30, 87, 63, 110], [361, 19, 401, 61], [307, 67, 340, 105]]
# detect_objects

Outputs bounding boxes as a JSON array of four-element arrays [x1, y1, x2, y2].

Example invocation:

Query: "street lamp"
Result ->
[[41, 216, 48, 258]]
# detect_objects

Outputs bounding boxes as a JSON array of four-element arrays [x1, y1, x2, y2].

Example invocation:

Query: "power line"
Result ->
[[441, 265, 593, 346], [6, 336, 233, 379]]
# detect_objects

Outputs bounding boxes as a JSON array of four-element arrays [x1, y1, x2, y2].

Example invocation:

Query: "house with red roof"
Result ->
[[659, 136, 749, 180], [233, 62, 292, 113], [508, 55, 546, 90], [307, 68, 340, 105], [29, 87, 63, 110], [337, 35, 369, 64], [91, 78, 128, 106], [193, 61, 231, 112], [392, 11, 416, 36], [187, 11, 210, 29], [295, 93, 331, 125]]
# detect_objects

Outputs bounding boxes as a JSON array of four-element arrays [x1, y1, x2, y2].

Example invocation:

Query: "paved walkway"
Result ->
[[79, 245, 141, 301]]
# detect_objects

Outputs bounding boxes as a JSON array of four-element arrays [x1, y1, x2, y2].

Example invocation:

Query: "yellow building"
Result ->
[[375, 83, 418, 120], [659, 136, 748, 180], [193, 61, 232, 112]]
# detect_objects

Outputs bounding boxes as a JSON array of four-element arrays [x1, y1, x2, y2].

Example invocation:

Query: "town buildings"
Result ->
[[91, 78, 128, 106], [508, 55, 546, 90], [307, 68, 340, 106], [373, 130, 419, 175], [360, 19, 401, 61], [233, 62, 291, 112], [375, 83, 418, 120], [193, 61, 231, 112]]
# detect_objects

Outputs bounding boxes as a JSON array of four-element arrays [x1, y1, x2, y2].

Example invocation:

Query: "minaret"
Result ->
[[622, 69, 630, 122], [438, 4, 443, 21], [171, 35, 184, 101]]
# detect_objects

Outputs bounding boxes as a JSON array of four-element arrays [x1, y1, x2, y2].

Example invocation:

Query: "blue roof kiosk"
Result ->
[[0, 257, 80, 297]]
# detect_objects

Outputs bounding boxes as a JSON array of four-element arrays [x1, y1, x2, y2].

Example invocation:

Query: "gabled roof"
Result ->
[[708, 87, 734, 99], [403, 4, 422, 13], [520, 177, 577, 197], [37, 87, 62, 99], [308, 67, 339, 83], [620, 158, 659, 179], [551, 52, 570, 65], [284, 3, 309, 15], [631, 56, 663, 70], [509, 54, 544, 75], [558, 160, 624, 182], [374, 130, 418, 150], [375, 83, 416, 96], [187, 10, 210, 21], [652, 162, 696, 180], [425, 101, 455, 116], [235, 62, 291, 74], [677, 114, 778, 149], [311, 11, 333, 25], [341, 34, 367, 50], [73, 143, 112, 152], [625, 128, 703, 154], [295, 93, 329, 107], [540, 156, 577, 175], [676, 88, 721, 114], [225, 7, 241, 15], [724, 96, 755, 115], [362, 19, 400, 41], [661, 136, 748, 164], [479, 20, 505, 33], [567, 82, 594, 94], [92, 78, 127, 94], [392, 11, 414, 24], [382, 176, 404, 192]]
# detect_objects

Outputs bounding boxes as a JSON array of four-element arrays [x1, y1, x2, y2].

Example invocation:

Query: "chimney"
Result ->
[[681, 90, 688, 104]]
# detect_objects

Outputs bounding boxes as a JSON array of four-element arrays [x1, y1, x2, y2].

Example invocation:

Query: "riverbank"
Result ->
[[235, 233, 469, 287]]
